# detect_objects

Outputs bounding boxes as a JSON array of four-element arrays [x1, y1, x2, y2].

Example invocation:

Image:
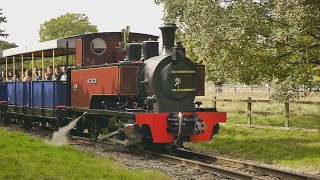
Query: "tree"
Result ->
[[0, 40, 17, 50], [0, 9, 17, 50], [39, 13, 98, 42], [156, 0, 320, 99], [0, 9, 9, 37]]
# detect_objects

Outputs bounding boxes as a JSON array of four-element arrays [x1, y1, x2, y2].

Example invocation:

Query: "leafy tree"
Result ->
[[0, 9, 18, 50], [39, 13, 98, 42], [38, 13, 98, 67], [0, 40, 17, 50], [156, 0, 320, 99], [0, 9, 9, 37]]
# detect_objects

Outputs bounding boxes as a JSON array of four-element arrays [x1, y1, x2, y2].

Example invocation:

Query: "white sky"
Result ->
[[0, 0, 164, 47]]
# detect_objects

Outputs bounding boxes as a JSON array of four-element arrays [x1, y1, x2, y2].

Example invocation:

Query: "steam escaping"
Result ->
[[49, 116, 81, 146]]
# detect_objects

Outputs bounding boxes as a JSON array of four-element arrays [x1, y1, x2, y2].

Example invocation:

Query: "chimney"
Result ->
[[159, 23, 177, 55]]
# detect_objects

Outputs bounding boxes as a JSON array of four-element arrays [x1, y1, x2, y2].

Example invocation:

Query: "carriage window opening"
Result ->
[[91, 38, 107, 55]]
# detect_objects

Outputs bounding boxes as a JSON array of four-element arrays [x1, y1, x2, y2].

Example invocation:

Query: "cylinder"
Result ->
[[125, 43, 142, 61], [142, 41, 159, 60], [159, 23, 177, 55]]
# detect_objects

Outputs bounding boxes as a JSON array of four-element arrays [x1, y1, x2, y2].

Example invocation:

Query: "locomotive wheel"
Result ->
[[22, 119, 33, 130], [4, 114, 13, 124], [58, 118, 68, 128], [40, 120, 47, 130], [76, 120, 84, 137], [89, 123, 101, 140], [0, 112, 7, 124], [48, 120, 58, 130]]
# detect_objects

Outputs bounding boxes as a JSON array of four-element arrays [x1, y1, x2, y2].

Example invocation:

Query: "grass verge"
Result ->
[[189, 124, 320, 172], [0, 129, 168, 179], [227, 113, 320, 129]]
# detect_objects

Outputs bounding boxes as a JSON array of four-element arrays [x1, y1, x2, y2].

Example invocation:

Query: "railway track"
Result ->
[[1, 123, 319, 180], [173, 148, 320, 180], [64, 136, 264, 179]]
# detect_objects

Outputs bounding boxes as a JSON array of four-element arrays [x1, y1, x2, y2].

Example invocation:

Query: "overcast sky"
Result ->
[[0, 0, 164, 47]]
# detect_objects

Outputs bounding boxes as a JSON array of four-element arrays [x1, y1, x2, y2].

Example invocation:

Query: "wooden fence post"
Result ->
[[284, 98, 290, 127], [247, 97, 252, 125], [213, 96, 217, 109], [234, 86, 237, 95]]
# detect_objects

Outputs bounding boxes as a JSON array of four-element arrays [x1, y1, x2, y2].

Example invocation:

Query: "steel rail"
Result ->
[[177, 148, 320, 180], [68, 136, 264, 179], [140, 150, 262, 180]]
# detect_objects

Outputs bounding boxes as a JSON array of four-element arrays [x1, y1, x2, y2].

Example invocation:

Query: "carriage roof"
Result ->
[[0, 32, 158, 64], [0, 36, 78, 64]]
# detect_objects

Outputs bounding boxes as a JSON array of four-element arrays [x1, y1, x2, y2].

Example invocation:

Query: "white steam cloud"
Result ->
[[49, 116, 81, 146]]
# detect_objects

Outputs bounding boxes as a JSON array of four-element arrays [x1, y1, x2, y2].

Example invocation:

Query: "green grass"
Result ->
[[0, 129, 168, 179], [227, 113, 320, 129], [189, 124, 320, 171]]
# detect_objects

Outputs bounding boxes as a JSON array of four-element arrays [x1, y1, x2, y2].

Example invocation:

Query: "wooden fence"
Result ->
[[199, 97, 320, 128], [213, 86, 318, 98], [215, 86, 273, 96]]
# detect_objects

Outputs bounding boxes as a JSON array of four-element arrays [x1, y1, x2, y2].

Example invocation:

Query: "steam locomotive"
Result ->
[[0, 23, 226, 147]]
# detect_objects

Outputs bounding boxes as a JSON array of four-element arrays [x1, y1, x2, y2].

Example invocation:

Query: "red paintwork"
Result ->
[[76, 39, 83, 66], [71, 66, 119, 108], [119, 65, 139, 95], [136, 112, 226, 143], [190, 112, 226, 142], [136, 113, 174, 143], [0, 101, 7, 104], [56, 106, 66, 109]]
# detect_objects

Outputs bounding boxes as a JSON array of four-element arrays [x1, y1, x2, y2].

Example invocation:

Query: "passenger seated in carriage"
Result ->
[[54, 66, 62, 81], [60, 65, 67, 81], [35, 69, 42, 81], [7, 72, 13, 82], [0, 71, 5, 82], [15, 71, 22, 82], [7, 71, 21, 82], [23, 69, 32, 82], [46, 66, 53, 80], [33, 67, 39, 80], [44, 73, 50, 81]]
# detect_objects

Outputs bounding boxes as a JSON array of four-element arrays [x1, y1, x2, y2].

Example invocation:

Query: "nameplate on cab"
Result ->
[[87, 78, 97, 84]]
